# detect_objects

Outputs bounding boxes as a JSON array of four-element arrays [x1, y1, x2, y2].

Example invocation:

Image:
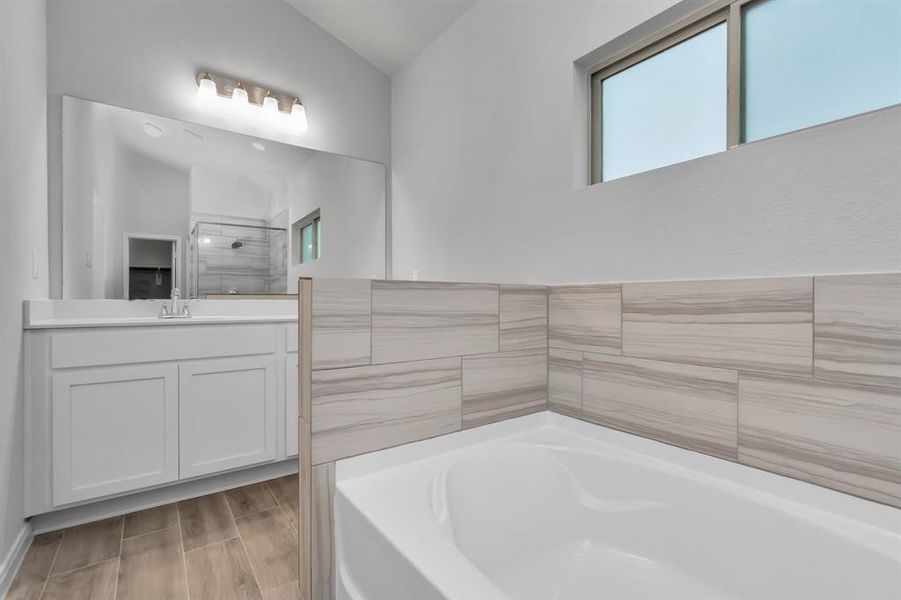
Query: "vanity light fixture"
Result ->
[[231, 82, 249, 105], [290, 98, 308, 132], [196, 71, 308, 132], [142, 122, 165, 138], [197, 72, 218, 103], [262, 90, 279, 116]]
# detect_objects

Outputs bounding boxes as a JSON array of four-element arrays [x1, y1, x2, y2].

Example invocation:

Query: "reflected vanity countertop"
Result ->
[[24, 299, 298, 329]]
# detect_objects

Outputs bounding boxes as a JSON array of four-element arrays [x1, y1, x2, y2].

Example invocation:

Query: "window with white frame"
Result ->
[[590, 0, 901, 183]]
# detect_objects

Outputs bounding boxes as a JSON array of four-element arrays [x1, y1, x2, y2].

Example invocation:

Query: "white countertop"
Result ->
[[24, 299, 298, 329]]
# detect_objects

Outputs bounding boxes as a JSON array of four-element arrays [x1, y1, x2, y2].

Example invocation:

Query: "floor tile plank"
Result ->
[[178, 493, 238, 551], [266, 475, 299, 532], [50, 517, 123, 575], [235, 508, 299, 591], [263, 580, 301, 600], [123, 504, 179, 539], [225, 483, 279, 518], [42, 559, 118, 600], [116, 527, 188, 600], [184, 538, 262, 600], [5, 531, 63, 600]]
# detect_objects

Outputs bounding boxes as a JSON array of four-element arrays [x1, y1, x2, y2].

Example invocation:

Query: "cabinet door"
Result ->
[[179, 356, 278, 478], [52, 365, 179, 505], [285, 355, 299, 458]]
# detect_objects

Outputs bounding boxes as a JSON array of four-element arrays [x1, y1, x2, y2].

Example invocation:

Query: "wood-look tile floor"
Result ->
[[7, 475, 300, 600]]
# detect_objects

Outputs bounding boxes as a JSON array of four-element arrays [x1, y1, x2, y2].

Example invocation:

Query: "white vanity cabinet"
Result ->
[[25, 318, 299, 517], [51, 364, 179, 505], [179, 356, 278, 477]]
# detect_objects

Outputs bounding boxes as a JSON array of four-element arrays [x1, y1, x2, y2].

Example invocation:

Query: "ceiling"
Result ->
[[285, 0, 476, 76], [90, 99, 314, 192]]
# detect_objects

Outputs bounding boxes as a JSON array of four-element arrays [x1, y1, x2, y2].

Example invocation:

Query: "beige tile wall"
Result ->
[[303, 273, 899, 600], [304, 278, 550, 600], [549, 273, 900, 508]]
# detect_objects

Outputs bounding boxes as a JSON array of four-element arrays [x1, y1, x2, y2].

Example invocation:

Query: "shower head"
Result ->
[[231, 240, 244, 249]]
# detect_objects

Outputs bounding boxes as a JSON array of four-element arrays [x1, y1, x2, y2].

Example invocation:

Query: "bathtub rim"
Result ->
[[336, 411, 900, 532]]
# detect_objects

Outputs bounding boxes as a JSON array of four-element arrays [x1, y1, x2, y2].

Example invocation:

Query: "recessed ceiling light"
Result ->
[[183, 127, 204, 141], [142, 122, 164, 138], [251, 141, 265, 152]]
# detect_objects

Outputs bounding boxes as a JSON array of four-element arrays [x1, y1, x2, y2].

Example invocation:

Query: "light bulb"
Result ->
[[231, 83, 249, 109], [197, 73, 218, 104], [291, 98, 308, 132], [262, 91, 279, 116]]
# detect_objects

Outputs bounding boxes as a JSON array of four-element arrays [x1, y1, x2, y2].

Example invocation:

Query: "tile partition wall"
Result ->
[[299, 273, 899, 599], [549, 273, 901, 507], [299, 279, 550, 600]]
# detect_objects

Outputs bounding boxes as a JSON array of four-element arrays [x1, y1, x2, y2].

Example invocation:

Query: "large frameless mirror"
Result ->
[[60, 96, 386, 299]]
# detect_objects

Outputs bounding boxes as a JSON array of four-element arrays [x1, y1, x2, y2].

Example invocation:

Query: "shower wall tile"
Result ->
[[462, 349, 547, 428], [814, 274, 900, 390], [312, 279, 371, 370], [220, 275, 268, 295], [548, 285, 621, 354], [738, 373, 901, 507], [371, 281, 499, 364], [311, 357, 462, 464], [622, 277, 813, 376], [499, 285, 548, 351], [548, 349, 582, 417], [583, 353, 738, 460]]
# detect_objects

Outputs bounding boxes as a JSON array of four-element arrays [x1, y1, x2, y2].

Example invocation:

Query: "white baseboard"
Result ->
[[0, 522, 33, 600], [31, 459, 298, 535]]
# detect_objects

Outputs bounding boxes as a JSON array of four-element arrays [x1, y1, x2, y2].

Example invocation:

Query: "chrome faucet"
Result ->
[[159, 287, 192, 319]]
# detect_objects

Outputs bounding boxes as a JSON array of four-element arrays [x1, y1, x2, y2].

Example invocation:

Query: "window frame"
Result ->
[[588, 0, 755, 185], [293, 208, 320, 264]]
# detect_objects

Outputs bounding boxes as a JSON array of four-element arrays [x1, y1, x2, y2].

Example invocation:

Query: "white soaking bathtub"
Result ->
[[334, 412, 901, 600]]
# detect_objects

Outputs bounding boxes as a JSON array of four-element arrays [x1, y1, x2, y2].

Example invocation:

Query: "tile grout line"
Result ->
[[264, 479, 299, 535], [175, 503, 192, 600], [111, 518, 125, 600], [41, 555, 120, 580], [36, 530, 65, 600], [222, 490, 265, 595]]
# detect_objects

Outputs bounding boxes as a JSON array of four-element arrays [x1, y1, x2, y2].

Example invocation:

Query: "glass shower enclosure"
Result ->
[[189, 222, 288, 297]]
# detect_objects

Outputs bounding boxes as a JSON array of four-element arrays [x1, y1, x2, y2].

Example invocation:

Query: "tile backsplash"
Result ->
[[549, 273, 900, 507], [310, 280, 549, 466], [302, 272, 899, 600]]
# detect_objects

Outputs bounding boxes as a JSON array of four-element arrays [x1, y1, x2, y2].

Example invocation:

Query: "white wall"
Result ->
[[391, 0, 901, 284], [48, 0, 391, 296], [0, 0, 48, 582], [189, 166, 272, 224], [106, 149, 190, 298], [285, 153, 387, 286]]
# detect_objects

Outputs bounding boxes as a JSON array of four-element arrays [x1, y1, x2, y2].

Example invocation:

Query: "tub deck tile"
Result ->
[[622, 277, 812, 376], [462, 348, 548, 428], [738, 373, 901, 507], [312, 357, 462, 464], [548, 348, 582, 417], [814, 273, 900, 390], [548, 285, 622, 354], [371, 281, 499, 364], [583, 353, 738, 460]]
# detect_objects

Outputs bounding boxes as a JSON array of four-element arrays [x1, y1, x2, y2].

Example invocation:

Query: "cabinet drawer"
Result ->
[[179, 356, 278, 478], [50, 324, 278, 369], [52, 365, 179, 505]]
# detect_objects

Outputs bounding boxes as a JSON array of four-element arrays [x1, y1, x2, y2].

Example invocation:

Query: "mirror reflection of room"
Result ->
[[62, 96, 385, 299]]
